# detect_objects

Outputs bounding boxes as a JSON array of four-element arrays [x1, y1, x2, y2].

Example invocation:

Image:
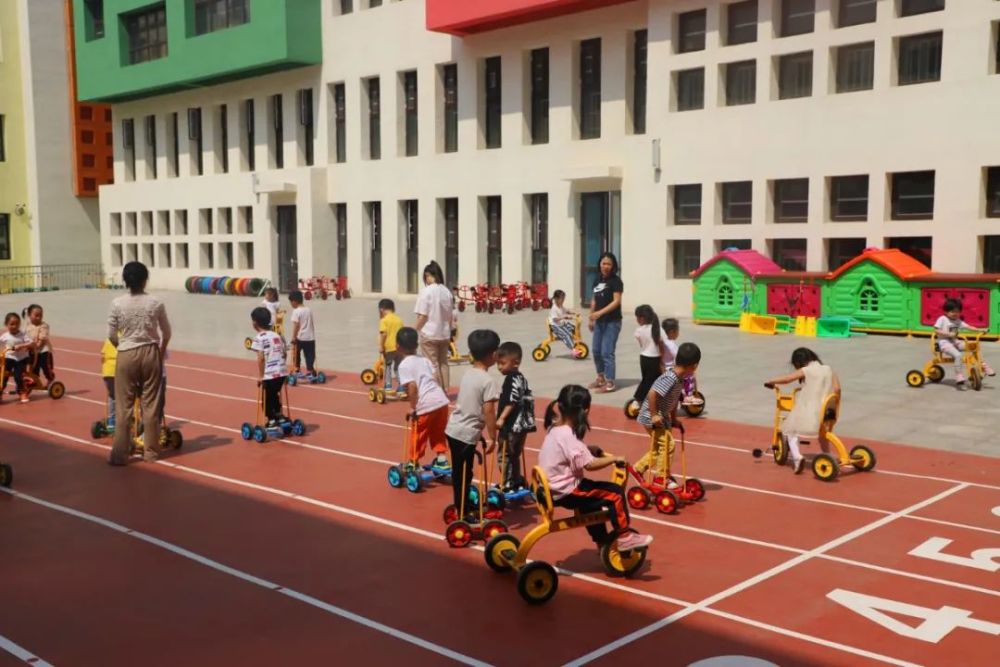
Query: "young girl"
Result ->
[[537, 384, 653, 552], [548, 290, 580, 356], [632, 305, 664, 408], [1, 313, 35, 403], [764, 348, 841, 474], [662, 318, 702, 407], [23, 304, 54, 386]]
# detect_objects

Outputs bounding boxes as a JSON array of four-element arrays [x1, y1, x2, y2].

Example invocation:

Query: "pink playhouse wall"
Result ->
[[767, 283, 822, 317], [920, 288, 990, 329]]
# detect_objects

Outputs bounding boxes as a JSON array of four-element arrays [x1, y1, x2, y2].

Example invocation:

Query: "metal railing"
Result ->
[[0, 264, 109, 293]]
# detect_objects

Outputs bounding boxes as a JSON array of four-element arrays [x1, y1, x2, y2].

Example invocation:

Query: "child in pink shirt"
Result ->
[[537, 384, 653, 552]]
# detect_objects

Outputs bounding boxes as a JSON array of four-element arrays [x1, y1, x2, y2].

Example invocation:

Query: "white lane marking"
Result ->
[[0, 635, 54, 667]]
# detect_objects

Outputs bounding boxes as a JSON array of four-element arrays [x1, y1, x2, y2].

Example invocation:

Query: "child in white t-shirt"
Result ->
[[632, 305, 664, 407], [1, 312, 35, 402], [397, 327, 450, 470], [934, 298, 994, 390], [289, 290, 317, 378], [250, 307, 289, 425], [548, 290, 580, 356]]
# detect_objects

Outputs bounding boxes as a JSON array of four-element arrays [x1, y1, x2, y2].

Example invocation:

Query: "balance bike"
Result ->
[[91, 396, 117, 438], [484, 434, 533, 511], [240, 380, 306, 443], [444, 446, 507, 548], [626, 424, 705, 514], [130, 397, 183, 454], [368, 387, 408, 404], [287, 370, 327, 386], [386, 415, 452, 492]]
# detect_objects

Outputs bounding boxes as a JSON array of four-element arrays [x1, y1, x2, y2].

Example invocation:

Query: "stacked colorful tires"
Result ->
[[185, 276, 266, 296]]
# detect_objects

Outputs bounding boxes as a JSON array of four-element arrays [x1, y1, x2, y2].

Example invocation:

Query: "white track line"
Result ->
[[562, 483, 967, 666], [0, 635, 54, 667], [0, 487, 488, 667]]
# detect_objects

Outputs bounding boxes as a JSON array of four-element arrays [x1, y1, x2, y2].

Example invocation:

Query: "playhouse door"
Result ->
[[920, 288, 989, 329], [767, 283, 822, 317]]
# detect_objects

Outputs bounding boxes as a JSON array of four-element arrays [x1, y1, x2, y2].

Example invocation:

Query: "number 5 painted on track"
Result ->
[[908, 537, 1000, 573], [827, 589, 1000, 643]]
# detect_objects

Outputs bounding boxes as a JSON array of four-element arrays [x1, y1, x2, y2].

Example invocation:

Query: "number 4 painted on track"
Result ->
[[827, 589, 1000, 643], [908, 537, 1000, 573]]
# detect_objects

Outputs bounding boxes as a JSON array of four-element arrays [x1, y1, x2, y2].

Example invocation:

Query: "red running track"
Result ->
[[0, 337, 998, 666]]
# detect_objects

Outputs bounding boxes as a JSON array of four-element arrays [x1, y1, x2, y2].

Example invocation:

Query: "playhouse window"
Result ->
[[858, 280, 879, 312], [718, 280, 735, 307]]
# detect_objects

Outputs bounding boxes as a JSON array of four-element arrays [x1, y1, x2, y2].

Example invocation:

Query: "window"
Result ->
[[899, 0, 944, 18], [340, 0, 353, 14], [675, 68, 705, 111], [672, 184, 702, 224], [168, 112, 179, 176], [725, 60, 756, 106], [994, 22, 1000, 75], [830, 175, 869, 221], [486, 197, 502, 285], [188, 108, 203, 175], [1, 115, 7, 161], [771, 239, 807, 271], [402, 72, 417, 157], [891, 171, 935, 219], [887, 236, 932, 266], [369, 0, 382, 7], [530, 49, 549, 145], [858, 277, 879, 312], [444, 198, 459, 286], [672, 240, 701, 279], [827, 237, 866, 270], [898, 32, 942, 86], [125, 4, 167, 65], [145, 115, 157, 178], [442, 64, 458, 153], [983, 236, 1000, 273], [727, 1, 758, 46], [780, 0, 815, 37], [484, 57, 501, 149], [718, 277, 735, 306], [218, 105, 228, 173], [402, 200, 419, 293], [718, 239, 752, 253], [298, 88, 314, 166], [530, 194, 548, 284], [774, 178, 809, 222], [334, 84, 346, 163], [243, 100, 255, 171], [677, 9, 706, 53], [987, 167, 1000, 218], [84, 0, 105, 40], [836, 42, 875, 93], [336, 204, 348, 276], [367, 77, 381, 159], [633, 30, 647, 134], [194, 0, 249, 35], [0, 214, 9, 260], [837, 0, 876, 27], [270, 95, 283, 169], [579, 38, 602, 140], [122, 118, 135, 180], [722, 182, 753, 224], [778, 51, 813, 99]]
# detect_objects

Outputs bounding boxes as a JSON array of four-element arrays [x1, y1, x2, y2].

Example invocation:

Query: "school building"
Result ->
[[73, 0, 1000, 313]]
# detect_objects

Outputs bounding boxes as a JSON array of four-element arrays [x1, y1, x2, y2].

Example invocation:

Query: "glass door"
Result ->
[[276, 205, 298, 292]]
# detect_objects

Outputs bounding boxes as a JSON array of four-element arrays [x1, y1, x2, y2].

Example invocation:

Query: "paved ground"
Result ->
[[7, 288, 998, 456]]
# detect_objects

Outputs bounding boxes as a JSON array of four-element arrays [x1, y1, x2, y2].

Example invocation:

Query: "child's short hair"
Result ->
[[791, 347, 821, 369], [552, 289, 565, 300], [378, 298, 395, 311], [264, 287, 278, 298], [676, 342, 701, 367], [251, 307, 272, 329], [397, 327, 418, 353], [468, 329, 501, 362], [4, 312, 20, 325], [662, 318, 679, 334], [497, 341, 522, 362], [289, 290, 304, 303], [942, 298, 962, 312]]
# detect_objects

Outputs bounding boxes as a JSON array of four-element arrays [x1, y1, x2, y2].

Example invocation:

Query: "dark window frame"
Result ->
[[780, 0, 815, 38], [886, 235, 933, 266], [193, 0, 249, 36], [672, 184, 702, 225], [270, 95, 283, 169], [218, 105, 228, 173], [827, 237, 867, 270], [0, 213, 10, 260], [727, 0, 759, 46], [836, 42, 875, 93], [725, 60, 757, 106], [579, 38, 602, 140], [444, 198, 459, 286], [774, 178, 809, 223], [403, 72, 418, 157], [778, 51, 813, 99], [672, 239, 701, 279], [771, 238, 808, 271], [367, 77, 381, 160], [1, 114, 7, 162], [145, 114, 157, 178], [124, 4, 168, 65], [486, 196, 502, 285], [530, 193, 548, 285], [983, 235, 1000, 273], [985, 167, 1000, 218], [676, 68, 705, 111], [722, 181, 753, 224], [830, 175, 869, 221], [837, 0, 877, 28], [484, 57, 502, 149], [243, 100, 254, 171], [298, 88, 314, 166], [899, 0, 945, 18], [84, 0, 105, 40], [897, 31, 943, 86], [334, 84, 346, 163], [677, 9, 706, 53], [891, 171, 936, 220], [442, 64, 458, 153], [530, 48, 550, 145], [633, 30, 647, 134]]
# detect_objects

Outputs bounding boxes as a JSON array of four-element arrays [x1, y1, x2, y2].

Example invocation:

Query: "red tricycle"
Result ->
[[625, 423, 705, 514]]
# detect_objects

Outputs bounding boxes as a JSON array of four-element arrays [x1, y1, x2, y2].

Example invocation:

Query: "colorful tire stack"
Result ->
[[185, 276, 266, 296]]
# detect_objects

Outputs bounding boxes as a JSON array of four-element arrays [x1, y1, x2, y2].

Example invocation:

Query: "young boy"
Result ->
[[261, 287, 285, 336], [636, 342, 702, 486], [935, 298, 995, 390], [289, 290, 317, 378], [397, 327, 450, 470], [378, 298, 404, 394], [445, 329, 501, 516], [548, 290, 579, 356], [101, 337, 118, 432], [250, 307, 289, 425], [496, 342, 536, 491], [661, 318, 702, 407]]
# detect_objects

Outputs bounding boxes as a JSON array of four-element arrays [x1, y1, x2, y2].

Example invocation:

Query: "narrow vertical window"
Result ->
[[271, 94, 283, 169], [579, 38, 602, 139], [298, 88, 314, 166], [170, 112, 179, 176], [0, 115, 5, 162], [244, 99, 255, 171], [368, 77, 381, 160], [145, 115, 157, 178], [334, 84, 346, 163], [530, 49, 549, 145], [484, 57, 502, 149], [530, 194, 548, 284], [188, 108, 203, 175], [486, 197, 502, 285], [442, 64, 458, 153], [336, 203, 348, 276], [403, 72, 418, 157], [219, 105, 229, 173], [633, 30, 647, 134], [0, 214, 11, 260], [444, 198, 459, 286]]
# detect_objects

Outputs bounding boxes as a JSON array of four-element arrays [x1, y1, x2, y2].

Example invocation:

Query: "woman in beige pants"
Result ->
[[107, 261, 172, 465], [414, 260, 454, 391]]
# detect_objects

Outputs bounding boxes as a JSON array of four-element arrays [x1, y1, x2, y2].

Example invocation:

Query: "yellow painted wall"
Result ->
[[0, 0, 33, 266]]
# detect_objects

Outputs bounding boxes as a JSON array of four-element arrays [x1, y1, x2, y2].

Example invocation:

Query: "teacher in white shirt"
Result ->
[[414, 260, 454, 391]]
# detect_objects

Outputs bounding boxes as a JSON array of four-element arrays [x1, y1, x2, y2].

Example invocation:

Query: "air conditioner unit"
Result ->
[[187, 108, 201, 140], [298, 89, 313, 127], [121, 119, 134, 149]]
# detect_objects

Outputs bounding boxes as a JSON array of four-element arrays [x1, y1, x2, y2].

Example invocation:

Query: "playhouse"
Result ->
[[691, 248, 1000, 337]]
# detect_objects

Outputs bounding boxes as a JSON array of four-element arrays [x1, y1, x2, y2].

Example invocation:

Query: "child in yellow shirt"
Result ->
[[101, 339, 118, 432], [378, 299, 404, 394]]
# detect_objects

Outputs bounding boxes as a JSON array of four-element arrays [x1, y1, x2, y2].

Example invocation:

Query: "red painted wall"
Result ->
[[920, 288, 990, 329], [766, 283, 822, 318], [426, 0, 636, 35]]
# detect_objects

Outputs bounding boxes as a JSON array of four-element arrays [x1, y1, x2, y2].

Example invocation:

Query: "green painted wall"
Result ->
[[692, 260, 764, 323], [824, 261, 910, 332], [73, 0, 322, 102]]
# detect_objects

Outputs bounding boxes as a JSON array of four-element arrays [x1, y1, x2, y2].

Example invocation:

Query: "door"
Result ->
[[579, 191, 626, 304], [404, 201, 418, 293], [370, 203, 382, 293], [276, 205, 298, 292]]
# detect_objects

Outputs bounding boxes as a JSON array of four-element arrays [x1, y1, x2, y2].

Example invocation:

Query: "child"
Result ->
[[23, 304, 54, 386], [397, 327, 450, 470], [101, 337, 118, 431], [636, 342, 702, 485], [548, 290, 580, 357], [662, 318, 702, 407], [633, 305, 664, 407], [250, 307, 289, 426], [764, 348, 841, 474], [378, 298, 404, 393], [934, 298, 995, 390], [445, 329, 501, 517], [496, 342, 536, 491], [1, 312, 35, 403], [261, 288, 284, 334], [537, 384, 653, 551], [289, 290, 317, 378]]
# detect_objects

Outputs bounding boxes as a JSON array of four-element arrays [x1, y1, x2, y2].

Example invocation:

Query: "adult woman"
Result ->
[[414, 260, 454, 390], [107, 261, 172, 465], [588, 252, 623, 393]]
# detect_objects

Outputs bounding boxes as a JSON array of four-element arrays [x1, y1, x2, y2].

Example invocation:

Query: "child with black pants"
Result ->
[[250, 307, 289, 425], [445, 329, 500, 517], [1, 312, 35, 403], [632, 305, 664, 406], [496, 341, 536, 491], [289, 290, 317, 378]]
